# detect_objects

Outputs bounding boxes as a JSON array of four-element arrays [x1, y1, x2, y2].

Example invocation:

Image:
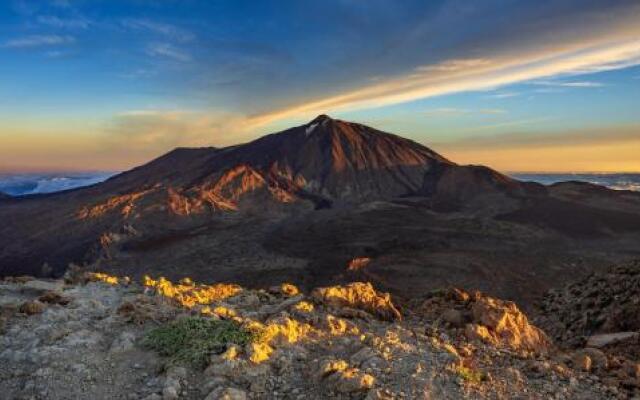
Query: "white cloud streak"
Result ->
[[2, 34, 75, 48], [247, 22, 640, 128], [146, 43, 191, 62], [122, 18, 194, 42], [37, 15, 91, 29]]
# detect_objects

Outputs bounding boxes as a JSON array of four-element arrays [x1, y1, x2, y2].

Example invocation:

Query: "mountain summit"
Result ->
[[97, 114, 528, 215]]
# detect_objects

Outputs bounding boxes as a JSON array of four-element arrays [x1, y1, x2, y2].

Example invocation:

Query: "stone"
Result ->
[[623, 361, 640, 378], [19, 300, 45, 315], [580, 348, 608, 370], [572, 353, 592, 372], [334, 368, 375, 393], [38, 291, 71, 305], [311, 282, 401, 321], [350, 347, 378, 367], [465, 323, 494, 344], [162, 386, 178, 400], [471, 296, 551, 353], [442, 308, 464, 327], [109, 331, 136, 353], [22, 280, 64, 293], [205, 387, 247, 400], [586, 332, 639, 348]]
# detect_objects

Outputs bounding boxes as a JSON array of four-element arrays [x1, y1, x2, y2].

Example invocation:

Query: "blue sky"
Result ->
[[0, 0, 639, 172]]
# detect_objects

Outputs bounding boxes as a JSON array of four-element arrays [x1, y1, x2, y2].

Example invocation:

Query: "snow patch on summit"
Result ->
[[305, 123, 318, 136]]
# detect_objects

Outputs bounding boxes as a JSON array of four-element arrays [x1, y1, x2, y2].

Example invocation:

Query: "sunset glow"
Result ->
[[1, 1, 639, 173]]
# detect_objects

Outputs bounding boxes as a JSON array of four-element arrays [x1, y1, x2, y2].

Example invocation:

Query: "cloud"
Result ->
[[242, 5, 640, 128], [146, 43, 191, 62], [2, 34, 75, 48], [0, 110, 253, 172], [484, 92, 520, 99], [414, 58, 491, 73], [37, 15, 91, 29], [50, 0, 71, 8], [122, 18, 194, 42], [531, 80, 605, 88], [424, 107, 506, 116], [102, 109, 252, 155]]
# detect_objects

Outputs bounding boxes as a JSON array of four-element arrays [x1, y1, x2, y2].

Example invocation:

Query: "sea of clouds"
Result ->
[[511, 173, 640, 192], [0, 172, 638, 197], [0, 172, 116, 196]]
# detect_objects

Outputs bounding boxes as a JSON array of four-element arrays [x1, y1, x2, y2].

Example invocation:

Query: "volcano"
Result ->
[[1, 115, 640, 305]]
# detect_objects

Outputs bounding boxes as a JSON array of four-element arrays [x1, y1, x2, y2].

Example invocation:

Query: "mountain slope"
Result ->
[[0, 115, 639, 304], [79, 114, 534, 217]]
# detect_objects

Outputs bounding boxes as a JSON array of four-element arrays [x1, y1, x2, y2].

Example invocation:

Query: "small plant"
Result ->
[[456, 366, 485, 384], [142, 317, 254, 368]]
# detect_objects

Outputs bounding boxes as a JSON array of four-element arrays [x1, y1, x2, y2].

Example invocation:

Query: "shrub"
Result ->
[[142, 317, 254, 368], [456, 366, 485, 384]]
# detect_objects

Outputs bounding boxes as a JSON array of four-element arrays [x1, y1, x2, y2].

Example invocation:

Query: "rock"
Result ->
[[623, 361, 640, 378], [19, 300, 45, 315], [465, 323, 493, 344], [581, 348, 608, 370], [572, 353, 592, 372], [205, 387, 247, 400], [586, 332, 639, 348], [311, 282, 402, 321], [572, 348, 608, 372], [350, 347, 378, 367], [446, 287, 471, 303], [471, 296, 551, 353], [38, 291, 71, 305], [318, 359, 349, 379], [246, 342, 273, 364], [109, 331, 136, 353], [162, 386, 179, 400], [442, 308, 464, 327], [166, 366, 188, 380], [22, 280, 64, 293], [333, 368, 375, 393]]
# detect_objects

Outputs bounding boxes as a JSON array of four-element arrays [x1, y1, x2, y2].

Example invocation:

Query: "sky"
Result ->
[[0, 0, 639, 173]]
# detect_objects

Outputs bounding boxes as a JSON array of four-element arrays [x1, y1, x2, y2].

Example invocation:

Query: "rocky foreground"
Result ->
[[0, 268, 636, 399]]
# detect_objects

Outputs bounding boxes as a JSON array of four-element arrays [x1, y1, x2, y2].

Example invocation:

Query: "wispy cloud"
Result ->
[[37, 15, 91, 29], [531, 80, 605, 88], [485, 92, 520, 99], [2, 34, 75, 48], [122, 18, 194, 42], [102, 109, 252, 154], [146, 43, 191, 62], [246, 19, 640, 128], [118, 68, 157, 80], [414, 58, 491, 73], [424, 107, 506, 116]]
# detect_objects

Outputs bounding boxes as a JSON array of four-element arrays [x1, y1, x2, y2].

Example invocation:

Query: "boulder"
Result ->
[[311, 282, 401, 321], [205, 387, 247, 400], [586, 332, 639, 348], [19, 300, 45, 315], [442, 308, 464, 327], [470, 296, 551, 353], [22, 280, 64, 293]]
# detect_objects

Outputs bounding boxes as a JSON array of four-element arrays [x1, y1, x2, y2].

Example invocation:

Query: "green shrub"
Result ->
[[142, 317, 254, 368], [456, 366, 485, 384]]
